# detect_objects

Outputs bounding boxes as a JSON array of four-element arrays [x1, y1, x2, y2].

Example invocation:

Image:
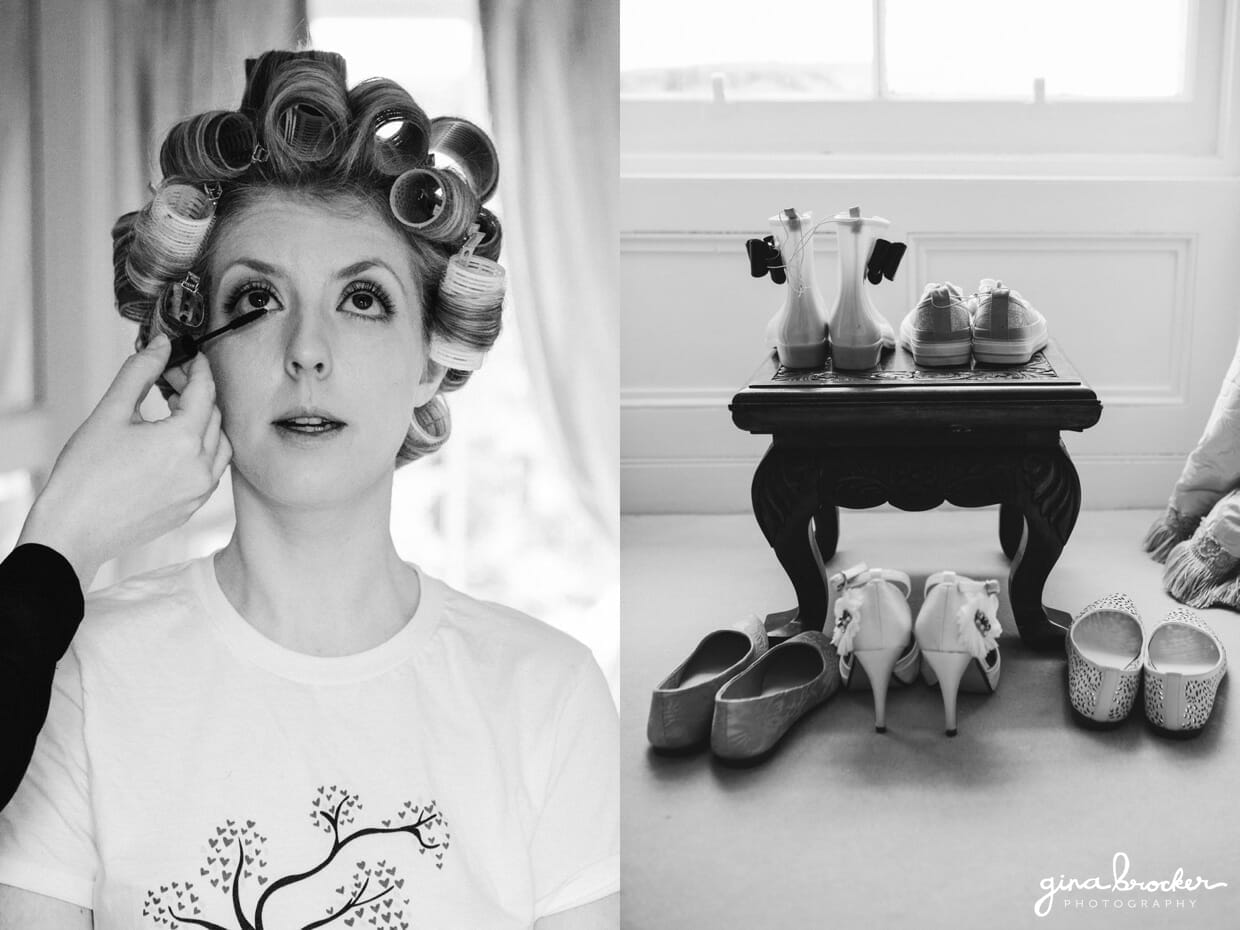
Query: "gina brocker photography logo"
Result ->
[[1035, 853, 1228, 918]]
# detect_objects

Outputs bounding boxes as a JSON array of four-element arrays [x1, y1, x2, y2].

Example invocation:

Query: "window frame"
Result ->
[[620, 0, 1237, 174]]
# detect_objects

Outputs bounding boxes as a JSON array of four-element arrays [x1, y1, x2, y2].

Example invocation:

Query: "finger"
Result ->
[[202, 404, 222, 456], [161, 360, 193, 399], [95, 334, 171, 418], [170, 353, 216, 433], [209, 431, 233, 483]]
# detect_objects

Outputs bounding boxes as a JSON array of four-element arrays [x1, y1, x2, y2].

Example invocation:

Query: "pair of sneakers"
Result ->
[[899, 279, 1048, 367], [828, 564, 1003, 736]]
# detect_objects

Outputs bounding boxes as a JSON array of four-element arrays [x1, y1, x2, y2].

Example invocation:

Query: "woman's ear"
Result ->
[[412, 359, 447, 407]]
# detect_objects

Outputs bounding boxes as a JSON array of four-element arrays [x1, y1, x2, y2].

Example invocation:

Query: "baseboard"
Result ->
[[621, 454, 1185, 514]]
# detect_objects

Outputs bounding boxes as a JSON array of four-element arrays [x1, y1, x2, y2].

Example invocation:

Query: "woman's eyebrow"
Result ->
[[222, 258, 284, 278], [336, 259, 407, 297]]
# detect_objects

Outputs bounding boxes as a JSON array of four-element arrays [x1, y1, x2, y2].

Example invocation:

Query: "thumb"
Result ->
[[96, 334, 172, 418]]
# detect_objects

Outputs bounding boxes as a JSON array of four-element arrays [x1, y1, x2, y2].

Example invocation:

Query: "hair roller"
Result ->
[[430, 254, 506, 371], [125, 182, 217, 296], [241, 50, 347, 118], [160, 110, 256, 180], [388, 167, 479, 243], [347, 78, 430, 176], [258, 58, 351, 172], [429, 116, 499, 203], [112, 211, 154, 322], [473, 206, 502, 261]]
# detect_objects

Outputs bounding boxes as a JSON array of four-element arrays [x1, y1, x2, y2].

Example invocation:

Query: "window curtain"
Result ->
[[107, 0, 305, 582], [112, 0, 307, 219], [478, 0, 620, 547], [0, 0, 35, 418]]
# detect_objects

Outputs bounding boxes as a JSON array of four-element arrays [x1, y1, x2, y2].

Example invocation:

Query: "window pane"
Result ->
[[885, 0, 1189, 99], [621, 0, 873, 99]]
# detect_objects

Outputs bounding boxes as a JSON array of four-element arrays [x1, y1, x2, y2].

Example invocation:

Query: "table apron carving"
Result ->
[[752, 439, 1081, 649]]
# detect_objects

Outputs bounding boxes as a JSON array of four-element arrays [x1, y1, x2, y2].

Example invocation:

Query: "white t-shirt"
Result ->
[[0, 555, 619, 929]]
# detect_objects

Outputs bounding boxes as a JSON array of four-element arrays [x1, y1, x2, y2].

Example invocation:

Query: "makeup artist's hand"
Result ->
[[16, 334, 231, 588]]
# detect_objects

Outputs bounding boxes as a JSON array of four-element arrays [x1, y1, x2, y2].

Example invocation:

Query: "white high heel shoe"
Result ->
[[827, 564, 915, 733], [915, 571, 1002, 736]]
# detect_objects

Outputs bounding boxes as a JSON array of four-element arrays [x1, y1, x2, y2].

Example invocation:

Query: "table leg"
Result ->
[[1008, 443, 1081, 650], [812, 504, 840, 564], [999, 501, 1024, 559], [751, 446, 827, 636]]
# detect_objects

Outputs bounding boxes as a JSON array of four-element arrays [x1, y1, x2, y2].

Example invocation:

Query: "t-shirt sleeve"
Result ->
[[0, 644, 96, 908], [529, 654, 620, 919], [0, 542, 86, 809]]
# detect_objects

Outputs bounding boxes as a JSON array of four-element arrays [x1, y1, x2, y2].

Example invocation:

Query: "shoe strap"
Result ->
[[829, 563, 911, 598], [925, 570, 1000, 599]]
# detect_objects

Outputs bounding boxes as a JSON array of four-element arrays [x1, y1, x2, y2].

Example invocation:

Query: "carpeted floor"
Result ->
[[621, 508, 1238, 930]]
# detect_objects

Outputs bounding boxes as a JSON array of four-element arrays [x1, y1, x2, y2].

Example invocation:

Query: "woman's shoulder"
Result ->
[[422, 571, 595, 674], [78, 555, 208, 643]]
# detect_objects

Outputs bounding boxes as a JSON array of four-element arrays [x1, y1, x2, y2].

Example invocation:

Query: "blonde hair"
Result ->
[[112, 49, 505, 464]]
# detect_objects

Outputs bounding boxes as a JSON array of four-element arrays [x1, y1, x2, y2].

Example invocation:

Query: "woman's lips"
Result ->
[[272, 412, 346, 436]]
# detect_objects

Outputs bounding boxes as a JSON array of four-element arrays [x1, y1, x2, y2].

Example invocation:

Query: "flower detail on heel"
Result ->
[[831, 589, 866, 656], [955, 585, 1002, 664]]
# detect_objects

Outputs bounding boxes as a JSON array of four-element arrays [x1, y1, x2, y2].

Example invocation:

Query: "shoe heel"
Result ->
[[830, 340, 883, 371], [854, 646, 903, 732], [922, 650, 975, 736]]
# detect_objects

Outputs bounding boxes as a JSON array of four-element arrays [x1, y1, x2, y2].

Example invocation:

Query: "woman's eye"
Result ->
[[224, 281, 282, 316], [339, 282, 393, 319]]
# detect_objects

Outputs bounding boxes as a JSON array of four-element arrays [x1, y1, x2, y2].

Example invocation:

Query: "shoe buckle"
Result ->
[[831, 562, 870, 593]]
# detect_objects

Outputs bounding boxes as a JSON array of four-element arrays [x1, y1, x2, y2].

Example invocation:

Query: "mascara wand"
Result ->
[[165, 307, 270, 370]]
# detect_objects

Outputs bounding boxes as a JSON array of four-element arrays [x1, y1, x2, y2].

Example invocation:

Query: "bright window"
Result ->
[[621, 0, 1225, 162]]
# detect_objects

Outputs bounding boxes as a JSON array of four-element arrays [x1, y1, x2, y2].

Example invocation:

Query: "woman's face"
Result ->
[[203, 190, 440, 509]]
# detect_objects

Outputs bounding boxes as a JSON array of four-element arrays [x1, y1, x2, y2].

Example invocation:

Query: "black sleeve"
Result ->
[[0, 543, 85, 809]]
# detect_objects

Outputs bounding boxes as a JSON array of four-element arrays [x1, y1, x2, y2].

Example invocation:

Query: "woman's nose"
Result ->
[[283, 306, 333, 379]]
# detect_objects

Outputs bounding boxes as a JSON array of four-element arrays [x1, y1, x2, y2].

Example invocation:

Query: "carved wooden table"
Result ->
[[730, 340, 1102, 651]]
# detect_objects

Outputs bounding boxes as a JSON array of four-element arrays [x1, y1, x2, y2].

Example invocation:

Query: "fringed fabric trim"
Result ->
[[1143, 506, 1200, 564], [1162, 531, 1240, 611]]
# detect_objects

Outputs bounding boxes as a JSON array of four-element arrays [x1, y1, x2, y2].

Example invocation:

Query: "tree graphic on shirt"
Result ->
[[141, 785, 451, 930]]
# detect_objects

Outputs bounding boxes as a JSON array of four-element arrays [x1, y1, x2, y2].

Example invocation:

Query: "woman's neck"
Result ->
[[214, 473, 421, 656]]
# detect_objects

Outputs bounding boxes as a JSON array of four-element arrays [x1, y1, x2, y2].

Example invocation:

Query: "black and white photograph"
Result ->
[[0, 1, 617, 928], [620, 1, 1240, 927], [6, 0, 1240, 928]]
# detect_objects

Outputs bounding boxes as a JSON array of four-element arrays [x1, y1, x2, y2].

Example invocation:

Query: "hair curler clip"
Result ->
[[457, 225, 485, 261], [156, 272, 206, 329], [203, 181, 223, 203], [745, 235, 786, 285], [251, 142, 269, 164], [866, 239, 906, 284]]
